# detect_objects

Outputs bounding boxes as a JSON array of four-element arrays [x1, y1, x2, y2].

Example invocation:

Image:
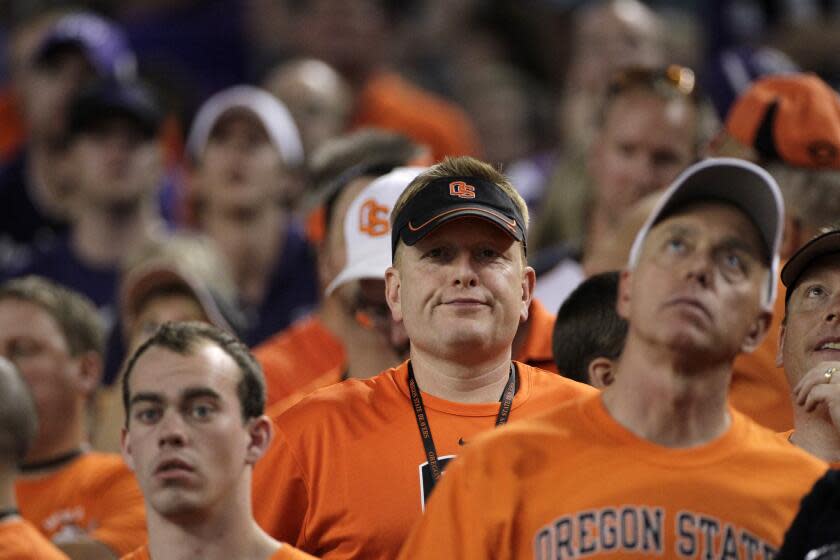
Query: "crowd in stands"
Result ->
[[2, 1, 840, 558]]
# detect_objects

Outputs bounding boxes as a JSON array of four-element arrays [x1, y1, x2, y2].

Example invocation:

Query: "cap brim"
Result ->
[[781, 231, 840, 289], [402, 207, 524, 247], [120, 263, 234, 334], [628, 157, 783, 309]]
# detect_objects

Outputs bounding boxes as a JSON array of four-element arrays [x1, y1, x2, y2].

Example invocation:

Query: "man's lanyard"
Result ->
[[407, 362, 516, 486]]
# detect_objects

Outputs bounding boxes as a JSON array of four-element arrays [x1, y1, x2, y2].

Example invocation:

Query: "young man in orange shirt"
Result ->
[[0, 356, 68, 560], [776, 228, 840, 466], [0, 276, 146, 559], [252, 156, 594, 559], [400, 158, 828, 559], [119, 322, 314, 560]]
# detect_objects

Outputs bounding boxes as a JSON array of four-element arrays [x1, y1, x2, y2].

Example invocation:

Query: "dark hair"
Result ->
[[0, 357, 38, 464], [553, 271, 628, 384], [121, 322, 265, 425], [0, 276, 104, 356]]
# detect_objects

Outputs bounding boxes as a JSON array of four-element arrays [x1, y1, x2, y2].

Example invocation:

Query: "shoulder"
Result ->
[[518, 362, 597, 398], [68, 452, 138, 486], [734, 412, 828, 475]]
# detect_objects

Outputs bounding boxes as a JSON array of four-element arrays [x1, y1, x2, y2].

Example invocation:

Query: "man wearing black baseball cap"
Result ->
[[252, 156, 593, 560], [778, 227, 840, 466]]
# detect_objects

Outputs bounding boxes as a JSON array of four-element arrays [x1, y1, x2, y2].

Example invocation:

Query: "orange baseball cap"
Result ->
[[725, 73, 840, 169]]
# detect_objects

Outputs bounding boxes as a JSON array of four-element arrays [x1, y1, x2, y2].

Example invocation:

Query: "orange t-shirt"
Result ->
[[730, 277, 794, 431], [15, 452, 146, 556], [0, 518, 69, 559], [253, 316, 347, 408], [399, 393, 827, 560], [519, 299, 558, 373], [252, 360, 594, 559], [121, 543, 317, 559], [352, 72, 481, 161]]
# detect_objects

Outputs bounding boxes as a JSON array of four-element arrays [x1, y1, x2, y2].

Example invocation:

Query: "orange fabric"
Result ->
[[0, 90, 25, 162], [352, 72, 481, 162], [15, 452, 146, 556], [726, 74, 840, 169], [121, 543, 317, 559], [0, 518, 69, 559], [517, 299, 557, 373], [252, 360, 595, 559], [399, 393, 828, 560], [730, 277, 794, 431], [253, 316, 346, 408]]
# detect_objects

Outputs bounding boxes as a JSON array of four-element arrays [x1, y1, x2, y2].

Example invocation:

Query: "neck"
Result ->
[[21, 412, 87, 475], [27, 142, 69, 221], [792, 409, 840, 463], [0, 468, 17, 511], [72, 197, 162, 266], [603, 337, 732, 447], [409, 348, 513, 404], [582, 205, 612, 265], [147, 474, 277, 560]]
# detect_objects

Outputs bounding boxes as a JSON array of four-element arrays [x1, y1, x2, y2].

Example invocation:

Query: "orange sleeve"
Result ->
[[0, 520, 69, 560], [252, 426, 312, 548], [118, 545, 150, 560], [87, 463, 147, 556]]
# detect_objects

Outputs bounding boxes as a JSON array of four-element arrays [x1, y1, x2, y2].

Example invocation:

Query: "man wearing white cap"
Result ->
[[399, 158, 828, 559], [188, 85, 317, 346], [253, 156, 594, 560]]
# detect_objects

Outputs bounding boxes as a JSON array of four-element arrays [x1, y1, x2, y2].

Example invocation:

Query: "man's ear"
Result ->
[[616, 269, 633, 321], [588, 357, 615, 390], [520, 266, 536, 323], [120, 427, 135, 472], [776, 322, 786, 368], [245, 415, 274, 465], [741, 310, 772, 354], [74, 351, 103, 398], [385, 266, 403, 322]]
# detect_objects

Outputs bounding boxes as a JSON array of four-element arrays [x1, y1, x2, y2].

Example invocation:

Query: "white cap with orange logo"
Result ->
[[325, 167, 426, 296]]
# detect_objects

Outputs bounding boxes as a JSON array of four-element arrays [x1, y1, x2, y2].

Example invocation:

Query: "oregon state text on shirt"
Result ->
[[534, 506, 777, 560]]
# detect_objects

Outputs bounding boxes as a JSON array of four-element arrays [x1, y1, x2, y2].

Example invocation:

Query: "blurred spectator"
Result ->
[[557, 0, 665, 152], [709, 73, 840, 431], [0, 276, 146, 559], [0, 12, 137, 268], [262, 58, 353, 159], [4, 78, 167, 383], [253, 129, 427, 409], [90, 233, 243, 452], [285, 0, 482, 161], [778, 470, 840, 560], [0, 356, 69, 559], [533, 65, 704, 312], [187, 85, 317, 346]]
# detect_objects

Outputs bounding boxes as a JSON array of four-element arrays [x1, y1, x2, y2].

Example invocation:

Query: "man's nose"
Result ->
[[157, 411, 188, 448], [451, 252, 479, 288]]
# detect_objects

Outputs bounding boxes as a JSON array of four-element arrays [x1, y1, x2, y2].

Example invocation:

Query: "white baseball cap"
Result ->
[[326, 166, 426, 296], [627, 157, 784, 310], [187, 85, 304, 166]]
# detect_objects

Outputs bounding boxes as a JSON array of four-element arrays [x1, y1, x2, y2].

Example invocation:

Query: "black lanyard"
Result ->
[[407, 362, 516, 486]]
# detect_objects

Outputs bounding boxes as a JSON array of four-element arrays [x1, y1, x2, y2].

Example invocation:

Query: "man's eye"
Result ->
[[722, 253, 743, 270], [135, 408, 161, 424], [189, 403, 216, 420], [806, 285, 827, 298], [666, 238, 686, 253]]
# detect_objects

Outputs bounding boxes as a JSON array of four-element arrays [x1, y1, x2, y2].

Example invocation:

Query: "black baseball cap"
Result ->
[[390, 176, 526, 258], [781, 229, 840, 302], [67, 79, 162, 141]]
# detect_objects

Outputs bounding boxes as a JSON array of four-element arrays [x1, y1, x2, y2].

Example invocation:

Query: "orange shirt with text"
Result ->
[[0, 519, 69, 559], [252, 360, 594, 559], [15, 452, 146, 556], [399, 393, 827, 560]]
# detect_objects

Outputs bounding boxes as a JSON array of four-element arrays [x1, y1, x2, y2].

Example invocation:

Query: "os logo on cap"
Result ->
[[449, 181, 476, 199], [359, 199, 390, 237]]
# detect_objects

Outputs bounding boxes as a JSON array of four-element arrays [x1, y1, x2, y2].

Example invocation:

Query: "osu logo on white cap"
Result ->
[[359, 199, 390, 237]]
